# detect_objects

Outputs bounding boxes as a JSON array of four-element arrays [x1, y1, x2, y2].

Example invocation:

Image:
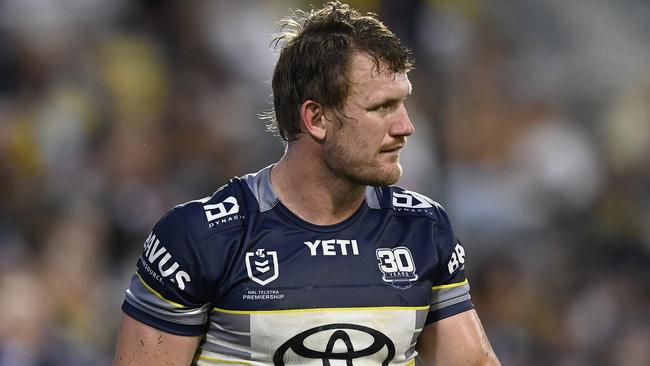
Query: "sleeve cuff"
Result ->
[[425, 299, 474, 324], [122, 300, 209, 336]]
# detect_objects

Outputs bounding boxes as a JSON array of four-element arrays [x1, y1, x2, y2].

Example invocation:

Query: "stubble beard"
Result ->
[[323, 140, 403, 188]]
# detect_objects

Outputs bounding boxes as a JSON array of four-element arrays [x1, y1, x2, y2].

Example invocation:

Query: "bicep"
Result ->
[[113, 312, 201, 366], [416, 309, 500, 366]]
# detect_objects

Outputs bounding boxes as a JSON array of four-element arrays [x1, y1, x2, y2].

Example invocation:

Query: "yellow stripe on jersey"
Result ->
[[406, 359, 416, 366], [212, 305, 430, 315], [136, 272, 186, 309], [197, 355, 251, 365], [431, 279, 469, 291]]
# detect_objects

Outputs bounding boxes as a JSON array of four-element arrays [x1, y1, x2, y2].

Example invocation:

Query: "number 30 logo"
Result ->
[[376, 247, 418, 288], [377, 247, 415, 273], [447, 243, 466, 274]]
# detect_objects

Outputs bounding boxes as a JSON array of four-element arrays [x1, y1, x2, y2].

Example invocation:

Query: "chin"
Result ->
[[326, 152, 403, 187], [382, 168, 403, 186], [358, 164, 402, 187]]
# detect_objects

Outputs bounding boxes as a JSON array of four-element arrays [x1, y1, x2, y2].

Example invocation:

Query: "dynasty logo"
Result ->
[[203, 196, 243, 228]]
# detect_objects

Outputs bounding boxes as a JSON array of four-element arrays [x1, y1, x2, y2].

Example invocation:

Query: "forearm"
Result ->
[[416, 310, 500, 366]]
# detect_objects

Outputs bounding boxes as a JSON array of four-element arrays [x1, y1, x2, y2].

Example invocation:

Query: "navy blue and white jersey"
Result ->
[[122, 165, 473, 365]]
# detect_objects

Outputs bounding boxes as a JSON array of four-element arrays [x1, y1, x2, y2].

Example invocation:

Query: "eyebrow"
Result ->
[[367, 95, 409, 110]]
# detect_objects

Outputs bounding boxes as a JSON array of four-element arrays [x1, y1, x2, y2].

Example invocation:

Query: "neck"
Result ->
[[270, 141, 366, 226]]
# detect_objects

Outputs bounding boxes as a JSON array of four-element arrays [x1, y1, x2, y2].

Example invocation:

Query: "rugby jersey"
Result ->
[[122, 165, 473, 365]]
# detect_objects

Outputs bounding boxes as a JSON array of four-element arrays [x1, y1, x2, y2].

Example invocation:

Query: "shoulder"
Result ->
[[159, 165, 276, 243], [366, 185, 452, 228], [167, 174, 261, 242]]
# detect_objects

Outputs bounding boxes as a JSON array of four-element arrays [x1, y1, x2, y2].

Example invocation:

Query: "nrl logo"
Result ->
[[245, 249, 279, 286]]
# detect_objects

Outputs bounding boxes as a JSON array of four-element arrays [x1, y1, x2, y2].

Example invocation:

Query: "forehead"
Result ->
[[345, 52, 411, 103]]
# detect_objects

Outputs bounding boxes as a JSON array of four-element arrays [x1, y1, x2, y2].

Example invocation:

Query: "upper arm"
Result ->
[[113, 312, 201, 366], [121, 208, 213, 334], [417, 203, 499, 364], [416, 309, 500, 366], [116, 207, 217, 362]]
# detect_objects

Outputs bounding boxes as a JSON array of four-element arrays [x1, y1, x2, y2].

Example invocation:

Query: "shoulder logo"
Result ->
[[392, 190, 434, 209], [376, 246, 418, 289], [245, 249, 279, 286], [204, 196, 239, 221], [203, 196, 243, 227]]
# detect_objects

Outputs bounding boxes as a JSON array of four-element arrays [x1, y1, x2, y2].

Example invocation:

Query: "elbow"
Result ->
[[461, 343, 500, 366], [471, 349, 501, 366]]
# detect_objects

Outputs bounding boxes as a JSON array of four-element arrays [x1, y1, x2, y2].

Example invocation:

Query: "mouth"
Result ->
[[380, 144, 405, 153]]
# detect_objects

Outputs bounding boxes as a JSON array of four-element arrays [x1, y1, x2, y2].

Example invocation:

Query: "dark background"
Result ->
[[0, 0, 648, 365]]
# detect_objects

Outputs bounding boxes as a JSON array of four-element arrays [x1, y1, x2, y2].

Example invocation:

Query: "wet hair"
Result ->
[[262, 1, 413, 142]]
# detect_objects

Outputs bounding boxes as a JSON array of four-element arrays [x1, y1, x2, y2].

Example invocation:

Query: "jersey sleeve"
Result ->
[[426, 206, 474, 324], [122, 208, 212, 336]]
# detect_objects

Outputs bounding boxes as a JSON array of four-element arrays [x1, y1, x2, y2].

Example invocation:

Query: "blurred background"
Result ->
[[0, 0, 648, 365]]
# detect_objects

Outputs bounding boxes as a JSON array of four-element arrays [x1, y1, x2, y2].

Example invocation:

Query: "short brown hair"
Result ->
[[263, 1, 413, 142]]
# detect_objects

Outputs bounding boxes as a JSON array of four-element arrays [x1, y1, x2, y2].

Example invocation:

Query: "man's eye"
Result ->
[[370, 103, 390, 112]]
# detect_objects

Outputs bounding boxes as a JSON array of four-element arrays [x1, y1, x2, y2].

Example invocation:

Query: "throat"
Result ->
[[270, 162, 366, 226], [282, 191, 365, 226]]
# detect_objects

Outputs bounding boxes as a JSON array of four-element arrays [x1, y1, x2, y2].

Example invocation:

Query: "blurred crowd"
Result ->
[[0, 0, 648, 365]]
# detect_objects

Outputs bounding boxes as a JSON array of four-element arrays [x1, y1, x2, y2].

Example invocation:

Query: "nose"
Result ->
[[389, 105, 415, 137]]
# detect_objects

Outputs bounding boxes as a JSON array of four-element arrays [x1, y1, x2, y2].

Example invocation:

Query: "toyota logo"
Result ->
[[273, 323, 395, 365]]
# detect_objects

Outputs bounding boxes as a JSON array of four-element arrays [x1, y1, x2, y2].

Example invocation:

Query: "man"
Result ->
[[113, 2, 500, 365]]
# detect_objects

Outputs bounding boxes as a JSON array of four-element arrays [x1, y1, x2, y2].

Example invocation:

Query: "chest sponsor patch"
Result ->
[[273, 323, 395, 366]]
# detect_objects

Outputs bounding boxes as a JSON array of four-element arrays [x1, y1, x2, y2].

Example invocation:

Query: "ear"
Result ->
[[299, 100, 327, 141]]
